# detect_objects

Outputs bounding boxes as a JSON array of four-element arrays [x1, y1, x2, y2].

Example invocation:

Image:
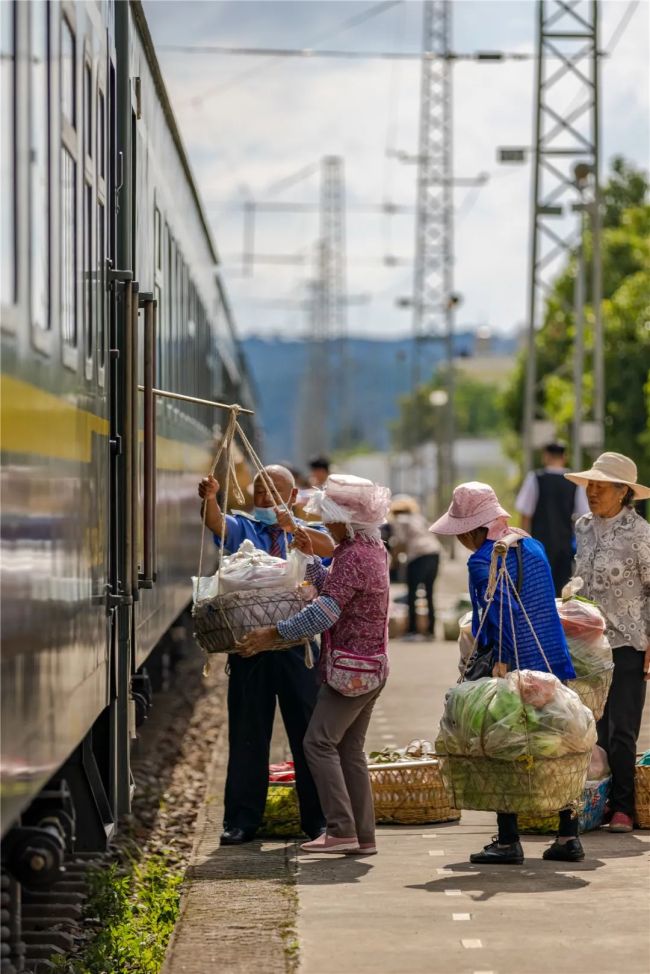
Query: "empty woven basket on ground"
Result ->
[[369, 759, 460, 825], [437, 751, 591, 816], [193, 588, 312, 654], [567, 667, 613, 721], [635, 763, 650, 829]]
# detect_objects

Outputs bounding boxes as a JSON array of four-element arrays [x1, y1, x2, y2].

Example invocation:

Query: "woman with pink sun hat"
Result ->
[[430, 481, 581, 865], [237, 474, 392, 857]]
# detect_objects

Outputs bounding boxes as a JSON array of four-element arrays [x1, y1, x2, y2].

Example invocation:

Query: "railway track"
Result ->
[[1, 632, 228, 973]]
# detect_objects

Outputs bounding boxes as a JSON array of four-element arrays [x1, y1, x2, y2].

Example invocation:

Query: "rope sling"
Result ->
[[441, 536, 590, 814], [193, 405, 313, 673]]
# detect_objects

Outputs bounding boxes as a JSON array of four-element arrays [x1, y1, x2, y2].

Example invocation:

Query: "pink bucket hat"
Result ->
[[305, 474, 392, 527], [429, 482, 510, 536]]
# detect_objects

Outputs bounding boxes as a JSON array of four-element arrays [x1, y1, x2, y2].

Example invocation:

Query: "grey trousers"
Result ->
[[303, 683, 383, 843]]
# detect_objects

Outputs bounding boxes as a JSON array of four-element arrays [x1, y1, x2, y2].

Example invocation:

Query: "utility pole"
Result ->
[[411, 0, 455, 514], [523, 0, 602, 473], [297, 156, 348, 461], [321, 156, 350, 449]]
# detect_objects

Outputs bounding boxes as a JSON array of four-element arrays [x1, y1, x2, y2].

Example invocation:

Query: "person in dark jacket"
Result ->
[[515, 442, 589, 596]]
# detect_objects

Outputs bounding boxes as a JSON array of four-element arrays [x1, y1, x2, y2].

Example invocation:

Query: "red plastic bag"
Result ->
[[269, 761, 295, 783], [556, 598, 605, 639]]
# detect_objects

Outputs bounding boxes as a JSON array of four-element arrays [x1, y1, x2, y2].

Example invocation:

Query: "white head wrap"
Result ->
[[305, 474, 392, 540]]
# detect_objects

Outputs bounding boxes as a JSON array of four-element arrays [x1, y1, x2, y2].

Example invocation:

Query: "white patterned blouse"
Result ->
[[574, 507, 650, 653]]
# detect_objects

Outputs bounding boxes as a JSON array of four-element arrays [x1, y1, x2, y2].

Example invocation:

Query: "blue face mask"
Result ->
[[254, 506, 278, 526]]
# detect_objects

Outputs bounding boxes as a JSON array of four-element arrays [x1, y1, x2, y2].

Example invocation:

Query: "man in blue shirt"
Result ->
[[198, 465, 333, 845]]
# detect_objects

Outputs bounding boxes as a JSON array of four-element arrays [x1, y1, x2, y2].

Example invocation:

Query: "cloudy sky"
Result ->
[[144, 0, 650, 339]]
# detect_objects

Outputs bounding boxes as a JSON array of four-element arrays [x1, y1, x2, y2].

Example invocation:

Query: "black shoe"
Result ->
[[470, 838, 524, 865], [220, 827, 256, 846], [543, 837, 585, 862], [306, 826, 327, 841]]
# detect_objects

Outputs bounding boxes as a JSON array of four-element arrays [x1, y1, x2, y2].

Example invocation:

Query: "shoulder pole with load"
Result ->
[[437, 534, 596, 817], [191, 403, 315, 671]]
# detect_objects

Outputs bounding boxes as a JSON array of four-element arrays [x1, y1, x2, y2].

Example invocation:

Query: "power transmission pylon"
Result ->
[[411, 0, 455, 514], [297, 156, 348, 461], [523, 0, 602, 472]]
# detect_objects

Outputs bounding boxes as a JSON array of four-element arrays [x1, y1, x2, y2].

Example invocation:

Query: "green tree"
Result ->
[[502, 158, 650, 482], [391, 368, 505, 450]]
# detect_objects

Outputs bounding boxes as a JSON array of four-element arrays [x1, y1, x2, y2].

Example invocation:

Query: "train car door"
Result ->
[[110, 1, 157, 819], [107, 1, 137, 820]]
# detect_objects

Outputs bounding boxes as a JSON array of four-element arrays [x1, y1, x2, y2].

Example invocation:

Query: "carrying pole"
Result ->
[[137, 385, 254, 415]]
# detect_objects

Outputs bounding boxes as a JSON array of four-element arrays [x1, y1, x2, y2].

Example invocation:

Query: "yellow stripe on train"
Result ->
[[0, 376, 211, 472]]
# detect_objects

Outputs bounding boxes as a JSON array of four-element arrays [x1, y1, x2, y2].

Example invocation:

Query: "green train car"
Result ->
[[0, 0, 255, 888]]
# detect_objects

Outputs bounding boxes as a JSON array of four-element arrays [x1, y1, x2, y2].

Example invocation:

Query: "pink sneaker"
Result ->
[[608, 812, 634, 833], [300, 833, 359, 854], [344, 842, 377, 856]]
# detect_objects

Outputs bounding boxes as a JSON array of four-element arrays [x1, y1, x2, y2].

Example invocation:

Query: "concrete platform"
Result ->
[[296, 635, 650, 974], [163, 555, 650, 974]]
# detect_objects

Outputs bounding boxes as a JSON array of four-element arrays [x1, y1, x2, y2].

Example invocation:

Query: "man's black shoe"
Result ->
[[469, 838, 524, 865], [220, 828, 256, 846], [542, 837, 585, 862]]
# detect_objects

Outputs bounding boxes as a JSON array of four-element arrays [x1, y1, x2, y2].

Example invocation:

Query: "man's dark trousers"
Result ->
[[224, 645, 325, 837], [406, 553, 440, 635]]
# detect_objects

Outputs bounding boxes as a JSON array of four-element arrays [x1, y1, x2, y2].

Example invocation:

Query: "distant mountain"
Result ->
[[241, 332, 518, 467]]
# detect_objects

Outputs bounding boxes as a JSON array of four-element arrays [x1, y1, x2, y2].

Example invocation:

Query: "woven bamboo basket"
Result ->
[[635, 762, 650, 829], [519, 776, 610, 834], [437, 751, 591, 816], [369, 759, 460, 825], [192, 588, 312, 654], [567, 667, 613, 721], [261, 783, 302, 837]]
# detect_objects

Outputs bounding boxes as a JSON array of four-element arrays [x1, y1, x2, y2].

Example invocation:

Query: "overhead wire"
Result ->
[[604, 0, 640, 55], [180, 0, 403, 108]]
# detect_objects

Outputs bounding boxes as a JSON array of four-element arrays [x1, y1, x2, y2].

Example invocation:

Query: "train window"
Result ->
[[174, 246, 181, 391], [29, 1, 50, 330], [97, 201, 105, 367], [84, 62, 92, 159], [154, 206, 161, 271], [155, 219, 165, 386], [97, 89, 105, 179], [167, 234, 174, 391], [96, 74, 106, 373], [61, 17, 75, 128], [84, 184, 93, 359], [0, 1, 15, 306], [61, 148, 77, 346]]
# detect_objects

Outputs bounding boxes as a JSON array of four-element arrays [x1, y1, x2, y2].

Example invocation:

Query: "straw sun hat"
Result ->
[[564, 452, 650, 500]]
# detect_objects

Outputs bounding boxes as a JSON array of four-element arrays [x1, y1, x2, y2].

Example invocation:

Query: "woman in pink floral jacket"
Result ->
[[238, 474, 391, 856]]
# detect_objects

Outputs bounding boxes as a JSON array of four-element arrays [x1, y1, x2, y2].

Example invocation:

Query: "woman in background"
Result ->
[[566, 452, 650, 833], [389, 495, 441, 641]]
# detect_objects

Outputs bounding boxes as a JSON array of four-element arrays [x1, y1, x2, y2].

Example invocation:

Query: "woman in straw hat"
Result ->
[[430, 482, 583, 865], [565, 452, 650, 833], [238, 475, 392, 857]]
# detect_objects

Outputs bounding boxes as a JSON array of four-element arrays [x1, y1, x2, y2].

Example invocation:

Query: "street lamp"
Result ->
[[570, 162, 594, 470], [429, 389, 450, 521], [429, 390, 449, 407]]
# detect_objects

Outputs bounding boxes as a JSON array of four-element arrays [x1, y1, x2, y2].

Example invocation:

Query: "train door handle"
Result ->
[[125, 279, 140, 600], [138, 292, 157, 589]]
